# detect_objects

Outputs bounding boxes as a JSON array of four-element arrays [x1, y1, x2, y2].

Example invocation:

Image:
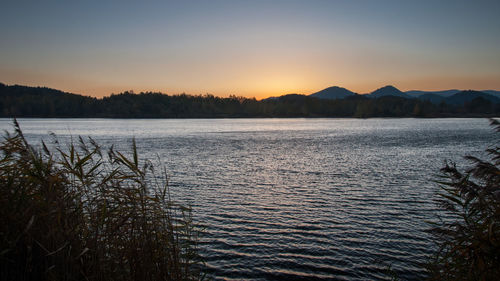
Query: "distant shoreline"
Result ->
[[2, 116, 499, 120], [2, 83, 499, 119]]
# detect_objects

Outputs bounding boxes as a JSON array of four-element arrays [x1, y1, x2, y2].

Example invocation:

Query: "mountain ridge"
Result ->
[[309, 86, 357, 100], [306, 85, 500, 101], [1, 82, 499, 118]]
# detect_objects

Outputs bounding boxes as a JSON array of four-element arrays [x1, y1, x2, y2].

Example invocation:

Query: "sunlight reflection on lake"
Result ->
[[1, 118, 495, 280]]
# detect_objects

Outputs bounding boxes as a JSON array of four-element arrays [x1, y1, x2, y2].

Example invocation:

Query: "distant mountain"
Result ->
[[417, 94, 446, 104], [309, 86, 357, 100], [267, 86, 500, 102], [2, 82, 500, 118], [0, 83, 97, 117], [407, 89, 500, 99], [445, 90, 500, 105], [277, 93, 308, 101], [482, 90, 500, 98], [261, 96, 279, 101], [0, 82, 89, 99], [368, 85, 411, 98], [406, 89, 460, 98], [416, 90, 500, 105]]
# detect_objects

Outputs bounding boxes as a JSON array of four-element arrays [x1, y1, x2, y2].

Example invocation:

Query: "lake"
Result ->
[[1, 118, 496, 280]]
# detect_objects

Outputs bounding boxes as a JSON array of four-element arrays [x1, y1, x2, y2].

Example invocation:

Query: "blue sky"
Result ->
[[1, 0, 499, 98]]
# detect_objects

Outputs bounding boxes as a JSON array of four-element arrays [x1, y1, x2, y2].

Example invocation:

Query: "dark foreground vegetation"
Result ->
[[427, 119, 500, 280], [1, 83, 499, 118], [0, 120, 202, 281]]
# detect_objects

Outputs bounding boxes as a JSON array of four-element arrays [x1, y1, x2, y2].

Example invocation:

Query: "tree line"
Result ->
[[1, 83, 498, 118]]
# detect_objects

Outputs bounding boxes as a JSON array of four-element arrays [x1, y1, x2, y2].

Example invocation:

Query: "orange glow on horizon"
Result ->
[[2, 1, 500, 101], [2, 68, 500, 100]]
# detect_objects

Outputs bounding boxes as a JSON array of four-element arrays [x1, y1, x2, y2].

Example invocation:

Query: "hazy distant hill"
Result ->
[[482, 90, 500, 98], [1, 82, 499, 118], [368, 85, 411, 98], [309, 86, 357, 100], [262, 93, 308, 102], [277, 94, 309, 101], [417, 94, 446, 104], [445, 90, 500, 105], [0, 82, 97, 117], [416, 90, 500, 105], [406, 89, 460, 98], [268, 85, 500, 103], [407, 89, 500, 99], [0, 82, 89, 99]]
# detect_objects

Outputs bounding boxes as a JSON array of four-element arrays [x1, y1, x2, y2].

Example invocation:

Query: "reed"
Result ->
[[427, 119, 500, 280], [0, 119, 203, 281]]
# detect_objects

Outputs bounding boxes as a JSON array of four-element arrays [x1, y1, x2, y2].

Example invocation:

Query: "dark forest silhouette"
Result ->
[[1, 83, 499, 118]]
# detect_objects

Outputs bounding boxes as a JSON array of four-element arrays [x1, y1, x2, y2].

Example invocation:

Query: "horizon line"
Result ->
[[2, 81, 500, 100]]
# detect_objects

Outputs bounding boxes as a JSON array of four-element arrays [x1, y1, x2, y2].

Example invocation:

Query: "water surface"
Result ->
[[1, 118, 495, 280]]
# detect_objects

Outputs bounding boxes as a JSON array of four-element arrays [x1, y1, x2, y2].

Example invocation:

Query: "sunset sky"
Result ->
[[1, 0, 499, 99]]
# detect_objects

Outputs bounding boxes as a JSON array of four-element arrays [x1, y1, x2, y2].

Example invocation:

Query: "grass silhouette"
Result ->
[[0, 119, 203, 281], [427, 119, 500, 280]]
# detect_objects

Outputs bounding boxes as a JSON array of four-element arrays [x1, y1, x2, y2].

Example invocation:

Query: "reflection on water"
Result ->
[[1, 118, 495, 280]]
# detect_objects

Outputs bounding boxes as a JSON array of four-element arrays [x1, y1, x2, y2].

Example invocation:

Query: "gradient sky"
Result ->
[[1, 0, 499, 99]]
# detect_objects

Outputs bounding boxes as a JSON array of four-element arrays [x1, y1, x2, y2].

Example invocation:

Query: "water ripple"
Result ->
[[5, 118, 495, 281]]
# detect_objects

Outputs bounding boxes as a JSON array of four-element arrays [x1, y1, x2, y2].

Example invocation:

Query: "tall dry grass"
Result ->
[[0, 119, 203, 281], [427, 119, 500, 280]]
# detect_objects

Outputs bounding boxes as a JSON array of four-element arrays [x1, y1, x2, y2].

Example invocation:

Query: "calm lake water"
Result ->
[[1, 118, 496, 280]]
